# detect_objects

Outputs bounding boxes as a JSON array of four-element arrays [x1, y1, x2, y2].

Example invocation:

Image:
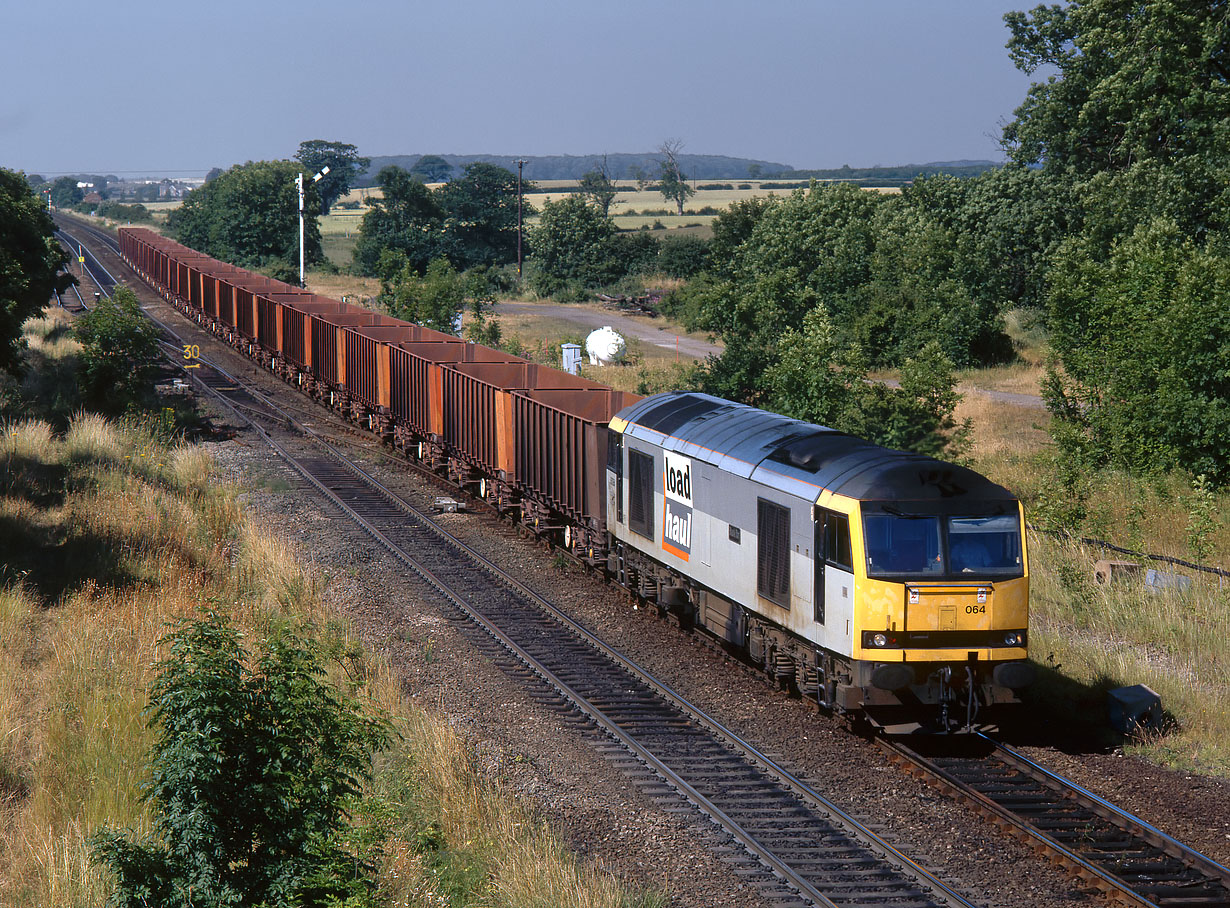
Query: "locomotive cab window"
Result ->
[[757, 499, 790, 607], [864, 514, 942, 576], [948, 515, 1022, 574], [863, 505, 1023, 579], [823, 512, 852, 570], [628, 449, 654, 540]]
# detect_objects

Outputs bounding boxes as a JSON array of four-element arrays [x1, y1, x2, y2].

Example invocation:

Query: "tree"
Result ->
[[767, 306, 969, 458], [1002, 1, 1230, 239], [765, 305, 863, 429], [436, 162, 531, 269], [689, 183, 885, 403], [381, 257, 468, 334], [50, 176, 83, 208], [852, 196, 1013, 369], [1044, 218, 1230, 484], [91, 611, 390, 908], [577, 158, 618, 215], [75, 286, 160, 412], [295, 140, 371, 214], [352, 166, 445, 276], [409, 154, 453, 183], [706, 195, 778, 276], [527, 194, 618, 296], [906, 167, 1074, 313], [204, 167, 224, 183], [167, 160, 322, 272], [657, 140, 695, 216], [0, 168, 73, 374]]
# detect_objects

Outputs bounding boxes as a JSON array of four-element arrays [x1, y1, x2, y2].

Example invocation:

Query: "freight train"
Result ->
[[118, 227, 1034, 733]]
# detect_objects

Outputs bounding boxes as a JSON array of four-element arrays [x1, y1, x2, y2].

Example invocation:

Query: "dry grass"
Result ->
[[956, 363, 1045, 397], [23, 309, 81, 360], [2, 419, 56, 461], [955, 393, 1049, 462], [62, 412, 127, 465], [1028, 534, 1230, 774], [0, 421, 232, 906], [371, 685, 663, 908], [305, 270, 380, 304]]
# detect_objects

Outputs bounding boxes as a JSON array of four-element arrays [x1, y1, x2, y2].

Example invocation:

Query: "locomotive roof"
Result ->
[[613, 391, 1017, 508]]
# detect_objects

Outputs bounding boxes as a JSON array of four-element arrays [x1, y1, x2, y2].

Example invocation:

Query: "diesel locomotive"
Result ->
[[607, 392, 1033, 733], [117, 226, 1033, 733]]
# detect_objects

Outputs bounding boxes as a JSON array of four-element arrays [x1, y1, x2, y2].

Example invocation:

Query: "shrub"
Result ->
[[75, 287, 160, 414], [91, 610, 391, 908], [657, 235, 710, 279]]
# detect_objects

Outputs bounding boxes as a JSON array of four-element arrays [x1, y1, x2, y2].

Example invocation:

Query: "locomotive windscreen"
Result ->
[[863, 509, 1023, 580]]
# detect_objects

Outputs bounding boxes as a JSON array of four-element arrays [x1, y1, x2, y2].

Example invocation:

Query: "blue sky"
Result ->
[[3, 1, 1042, 178]]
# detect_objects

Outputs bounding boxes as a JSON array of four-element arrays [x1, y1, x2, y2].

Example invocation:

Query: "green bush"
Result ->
[[656, 235, 710, 279], [1045, 218, 1230, 484], [75, 287, 160, 414], [91, 610, 391, 908]]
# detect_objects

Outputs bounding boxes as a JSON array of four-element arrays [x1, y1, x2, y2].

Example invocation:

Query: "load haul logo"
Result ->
[[662, 452, 693, 561]]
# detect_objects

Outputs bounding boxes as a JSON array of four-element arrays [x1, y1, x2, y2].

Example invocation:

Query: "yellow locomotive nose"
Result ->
[[906, 583, 992, 633]]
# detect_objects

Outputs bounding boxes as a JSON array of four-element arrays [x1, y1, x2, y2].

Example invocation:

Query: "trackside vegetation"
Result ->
[[0, 317, 665, 908], [0, 168, 74, 376]]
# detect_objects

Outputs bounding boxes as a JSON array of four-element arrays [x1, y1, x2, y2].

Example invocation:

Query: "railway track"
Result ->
[[57, 215, 1230, 908], [884, 737, 1230, 908]]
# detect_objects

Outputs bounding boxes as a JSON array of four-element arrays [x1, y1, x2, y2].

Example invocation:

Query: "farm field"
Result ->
[[83, 178, 894, 268]]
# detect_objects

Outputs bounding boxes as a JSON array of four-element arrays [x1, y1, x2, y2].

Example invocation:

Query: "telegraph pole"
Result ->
[[515, 158, 527, 281]]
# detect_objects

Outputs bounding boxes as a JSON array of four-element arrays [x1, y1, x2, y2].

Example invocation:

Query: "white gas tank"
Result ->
[[585, 326, 626, 365]]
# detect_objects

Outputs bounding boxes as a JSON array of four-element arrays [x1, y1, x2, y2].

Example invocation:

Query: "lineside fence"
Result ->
[[1028, 524, 1230, 584]]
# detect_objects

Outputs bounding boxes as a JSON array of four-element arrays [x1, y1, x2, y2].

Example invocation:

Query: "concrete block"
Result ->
[[1093, 559, 1141, 584], [1145, 568, 1192, 593], [1107, 684, 1163, 734]]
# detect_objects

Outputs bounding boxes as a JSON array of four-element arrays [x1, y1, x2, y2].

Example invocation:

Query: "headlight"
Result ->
[[872, 633, 888, 647], [1003, 632, 1022, 646]]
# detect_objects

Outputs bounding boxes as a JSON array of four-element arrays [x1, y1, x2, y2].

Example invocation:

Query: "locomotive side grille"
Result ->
[[628, 449, 654, 540], [757, 499, 791, 607]]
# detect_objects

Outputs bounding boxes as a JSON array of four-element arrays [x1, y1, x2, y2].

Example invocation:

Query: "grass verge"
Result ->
[[1025, 533, 1230, 774]]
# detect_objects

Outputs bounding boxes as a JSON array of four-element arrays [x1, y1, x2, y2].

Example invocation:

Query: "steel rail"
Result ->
[[882, 736, 1230, 908], [55, 224, 119, 298]]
